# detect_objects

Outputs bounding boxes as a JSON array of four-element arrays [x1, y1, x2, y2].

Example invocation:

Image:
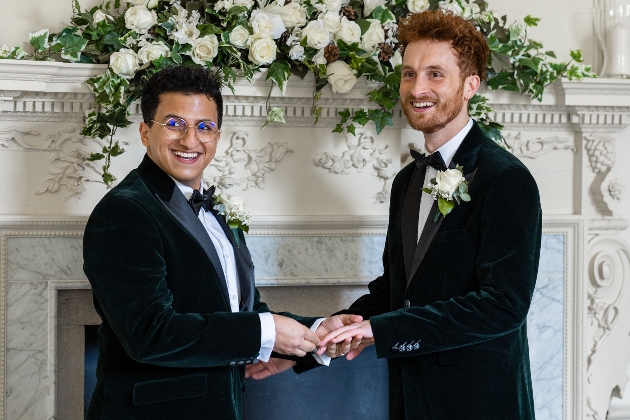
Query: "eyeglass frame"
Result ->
[[149, 117, 222, 143]]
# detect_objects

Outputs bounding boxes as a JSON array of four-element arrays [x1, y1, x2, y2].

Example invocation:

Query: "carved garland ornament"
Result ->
[[205, 130, 293, 191], [313, 131, 397, 204], [0, 125, 103, 201], [503, 132, 576, 158]]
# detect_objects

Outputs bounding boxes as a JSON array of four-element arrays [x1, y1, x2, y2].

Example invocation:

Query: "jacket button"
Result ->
[[391, 346, 399, 352], [404, 300, 410, 308]]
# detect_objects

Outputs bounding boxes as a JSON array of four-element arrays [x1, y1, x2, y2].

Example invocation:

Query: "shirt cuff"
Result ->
[[257, 312, 275, 362], [310, 318, 331, 366]]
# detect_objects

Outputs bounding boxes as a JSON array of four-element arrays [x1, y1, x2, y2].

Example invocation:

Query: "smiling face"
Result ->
[[399, 39, 480, 149], [140, 92, 220, 189]]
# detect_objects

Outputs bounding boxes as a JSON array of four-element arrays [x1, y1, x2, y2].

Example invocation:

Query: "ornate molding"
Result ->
[[0, 125, 102, 201], [585, 235, 630, 420], [589, 218, 630, 232], [205, 130, 293, 191], [503, 132, 576, 159], [314, 130, 397, 203], [585, 134, 616, 174]]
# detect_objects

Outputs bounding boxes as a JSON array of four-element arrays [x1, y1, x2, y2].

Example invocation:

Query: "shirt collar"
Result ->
[[434, 118, 473, 167], [169, 176, 201, 201]]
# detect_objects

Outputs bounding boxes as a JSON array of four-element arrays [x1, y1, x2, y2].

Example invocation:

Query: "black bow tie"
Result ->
[[188, 186, 216, 215], [410, 149, 447, 172]]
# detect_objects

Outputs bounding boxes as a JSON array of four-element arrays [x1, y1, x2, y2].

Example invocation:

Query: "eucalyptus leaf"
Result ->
[[438, 197, 454, 217]]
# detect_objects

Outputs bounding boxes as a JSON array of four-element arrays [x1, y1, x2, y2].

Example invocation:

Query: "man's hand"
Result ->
[[246, 358, 296, 380], [315, 314, 363, 358], [272, 314, 320, 357], [318, 320, 374, 360]]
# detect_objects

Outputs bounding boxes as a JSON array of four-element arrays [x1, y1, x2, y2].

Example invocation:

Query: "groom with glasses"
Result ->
[[83, 65, 361, 419]]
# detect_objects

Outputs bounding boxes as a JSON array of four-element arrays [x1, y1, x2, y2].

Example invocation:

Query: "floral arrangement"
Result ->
[[214, 192, 251, 233], [1, 0, 594, 185], [422, 164, 470, 220]]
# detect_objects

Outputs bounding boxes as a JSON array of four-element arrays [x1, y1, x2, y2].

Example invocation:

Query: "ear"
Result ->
[[463, 74, 481, 100], [139, 122, 150, 148]]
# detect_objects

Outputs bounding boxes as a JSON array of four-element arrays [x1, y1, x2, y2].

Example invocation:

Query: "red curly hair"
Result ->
[[397, 9, 489, 81]]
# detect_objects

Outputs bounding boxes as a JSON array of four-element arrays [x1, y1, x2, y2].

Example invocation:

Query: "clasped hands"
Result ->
[[247, 314, 373, 380]]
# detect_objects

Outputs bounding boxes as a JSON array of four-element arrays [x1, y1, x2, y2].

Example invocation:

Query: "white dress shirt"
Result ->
[[173, 179, 275, 362], [418, 118, 473, 241], [173, 179, 330, 365]]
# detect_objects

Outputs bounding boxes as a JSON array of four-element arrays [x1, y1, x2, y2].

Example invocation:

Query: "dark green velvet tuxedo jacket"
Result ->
[[83, 155, 317, 419], [345, 122, 541, 420]]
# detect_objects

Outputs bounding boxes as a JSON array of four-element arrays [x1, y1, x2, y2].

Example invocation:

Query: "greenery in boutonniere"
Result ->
[[213, 192, 251, 233], [1, 0, 594, 186], [422, 164, 470, 221]]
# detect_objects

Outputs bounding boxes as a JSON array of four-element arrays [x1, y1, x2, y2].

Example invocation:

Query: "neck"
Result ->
[[424, 109, 470, 154]]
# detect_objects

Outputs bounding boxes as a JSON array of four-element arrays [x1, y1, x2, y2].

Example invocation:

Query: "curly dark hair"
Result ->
[[140, 65, 224, 128], [397, 10, 489, 81]]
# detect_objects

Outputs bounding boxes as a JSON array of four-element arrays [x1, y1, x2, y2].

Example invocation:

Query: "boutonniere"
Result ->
[[213, 193, 251, 234], [422, 164, 471, 222]]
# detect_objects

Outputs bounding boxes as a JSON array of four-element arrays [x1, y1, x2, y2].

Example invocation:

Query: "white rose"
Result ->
[[248, 34, 277, 65], [321, 0, 342, 12], [436, 168, 465, 197], [313, 48, 327, 65], [319, 11, 341, 33], [360, 19, 385, 53], [334, 16, 361, 44], [439, 1, 463, 15], [93, 9, 112, 24], [124, 5, 158, 34], [109, 48, 139, 78], [390, 49, 402, 67], [363, 0, 387, 16], [250, 9, 286, 39], [190, 34, 219, 64], [289, 44, 305, 60], [224, 195, 245, 212], [229, 25, 250, 48], [326, 60, 357, 94], [280, 3, 308, 28], [172, 21, 201, 44], [301, 20, 331, 49], [462, 3, 480, 19], [234, 0, 255, 8], [137, 41, 170, 64], [407, 0, 429, 13]]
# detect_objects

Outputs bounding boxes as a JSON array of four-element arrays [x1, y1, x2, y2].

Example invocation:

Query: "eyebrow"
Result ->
[[162, 114, 217, 123], [401, 65, 449, 72]]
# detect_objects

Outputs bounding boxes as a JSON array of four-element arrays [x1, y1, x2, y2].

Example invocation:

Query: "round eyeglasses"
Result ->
[[150, 117, 221, 143]]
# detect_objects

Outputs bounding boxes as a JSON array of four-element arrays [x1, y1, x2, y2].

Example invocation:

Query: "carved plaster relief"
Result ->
[[503, 132, 576, 158], [0, 125, 103, 201], [584, 134, 625, 216], [314, 131, 397, 203], [204, 130, 293, 191], [585, 235, 630, 420]]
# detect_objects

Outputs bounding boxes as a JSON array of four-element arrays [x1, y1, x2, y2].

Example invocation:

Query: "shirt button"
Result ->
[[231, 295, 237, 300], [404, 300, 411, 308]]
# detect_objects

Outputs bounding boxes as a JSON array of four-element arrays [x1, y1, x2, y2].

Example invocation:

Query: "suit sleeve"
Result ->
[[84, 195, 263, 368], [370, 166, 542, 358]]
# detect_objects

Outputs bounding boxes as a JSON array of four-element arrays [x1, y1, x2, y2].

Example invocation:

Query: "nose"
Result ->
[[178, 126, 200, 148], [407, 75, 429, 99]]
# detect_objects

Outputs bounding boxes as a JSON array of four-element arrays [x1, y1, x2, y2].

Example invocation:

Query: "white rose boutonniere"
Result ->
[[422, 164, 471, 220], [109, 48, 140, 78], [124, 5, 158, 34], [213, 193, 251, 239]]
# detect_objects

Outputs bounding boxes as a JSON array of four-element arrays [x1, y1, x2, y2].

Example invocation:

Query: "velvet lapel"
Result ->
[[401, 165, 425, 281], [406, 122, 484, 284], [136, 155, 230, 306]]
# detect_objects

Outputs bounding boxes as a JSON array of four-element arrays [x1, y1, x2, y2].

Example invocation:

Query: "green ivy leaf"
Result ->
[[438, 197, 454, 217], [355, 19, 372, 35], [352, 109, 369, 126], [524, 15, 540, 27], [333, 124, 344, 133], [29, 29, 50, 51], [267, 60, 291, 93], [110, 141, 125, 157], [570, 49, 584, 63], [338, 108, 351, 124], [347, 123, 356, 136], [371, 6, 396, 23], [198, 23, 223, 36], [87, 152, 106, 161]]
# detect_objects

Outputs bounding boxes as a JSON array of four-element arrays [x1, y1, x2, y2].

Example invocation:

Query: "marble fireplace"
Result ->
[[0, 60, 629, 419]]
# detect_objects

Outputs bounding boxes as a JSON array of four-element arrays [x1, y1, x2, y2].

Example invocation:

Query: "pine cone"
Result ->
[[278, 29, 291, 46], [341, 5, 357, 20], [378, 43, 394, 63], [148, 27, 158, 38], [324, 44, 340, 63]]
